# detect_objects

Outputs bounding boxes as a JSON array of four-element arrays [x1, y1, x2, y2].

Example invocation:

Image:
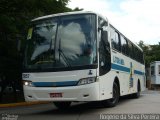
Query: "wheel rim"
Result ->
[[111, 87, 117, 102], [110, 84, 119, 103]]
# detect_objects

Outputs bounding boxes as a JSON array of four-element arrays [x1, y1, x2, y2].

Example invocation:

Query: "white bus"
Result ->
[[150, 61, 160, 85], [22, 11, 146, 109]]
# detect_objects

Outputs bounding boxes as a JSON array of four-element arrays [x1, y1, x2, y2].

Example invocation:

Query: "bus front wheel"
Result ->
[[54, 102, 71, 109], [103, 82, 120, 107]]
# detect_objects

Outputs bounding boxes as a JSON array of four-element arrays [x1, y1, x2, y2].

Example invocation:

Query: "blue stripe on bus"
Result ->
[[111, 63, 130, 73], [134, 70, 144, 75], [111, 63, 144, 75], [33, 81, 78, 87], [32, 64, 144, 87]]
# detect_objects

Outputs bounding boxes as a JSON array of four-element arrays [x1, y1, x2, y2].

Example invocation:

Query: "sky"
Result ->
[[67, 0, 160, 45]]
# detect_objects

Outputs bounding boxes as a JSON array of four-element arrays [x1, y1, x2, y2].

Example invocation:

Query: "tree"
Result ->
[[73, 7, 83, 11], [0, 0, 72, 102], [138, 40, 160, 67]]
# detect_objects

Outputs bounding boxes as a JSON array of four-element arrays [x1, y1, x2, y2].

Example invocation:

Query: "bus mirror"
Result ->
[[98, 27, 108, 41], [101, 30, 108, 42], [98, 27, 103, 32]]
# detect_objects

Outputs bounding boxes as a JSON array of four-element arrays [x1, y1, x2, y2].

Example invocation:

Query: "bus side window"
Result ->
[[99, 31, 111, 76], [151, 66, 155, 76], [128, 41, 133, 58], [111, 28, 121, 51], [98, 17, 111, 76], [120, 35, 128, 55], [131, 44, 135, 59]]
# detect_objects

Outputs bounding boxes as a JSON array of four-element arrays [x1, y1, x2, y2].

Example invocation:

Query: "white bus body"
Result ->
[[22, 11, 146, 108], [150, 61, 160, 85]]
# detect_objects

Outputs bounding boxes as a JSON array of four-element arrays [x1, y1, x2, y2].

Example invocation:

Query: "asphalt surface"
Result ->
[[0, 90, 160, 120]]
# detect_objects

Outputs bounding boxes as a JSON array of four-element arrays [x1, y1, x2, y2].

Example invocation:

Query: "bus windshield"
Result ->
[[24, 14, 97, 71]]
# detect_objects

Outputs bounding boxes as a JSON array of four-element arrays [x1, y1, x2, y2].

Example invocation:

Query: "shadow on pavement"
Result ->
[[30, 95, 144, 115]]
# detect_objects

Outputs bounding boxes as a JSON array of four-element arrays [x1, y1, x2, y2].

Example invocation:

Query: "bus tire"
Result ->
[[103, 82, 120, 107], [54, 102, 71, 110], [132, 82, 140, 98]]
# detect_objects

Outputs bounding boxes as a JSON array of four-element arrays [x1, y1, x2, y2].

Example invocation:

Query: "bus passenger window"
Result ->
[[111, 28, 120, 51], [151, 66, 155, 75], [128, 41, 133, 58], [120, 36, 128, 55]]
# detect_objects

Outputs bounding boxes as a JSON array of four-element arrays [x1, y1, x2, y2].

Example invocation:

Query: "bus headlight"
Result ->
[[78, 77, 97, 85], [23, 80, 34, 87]]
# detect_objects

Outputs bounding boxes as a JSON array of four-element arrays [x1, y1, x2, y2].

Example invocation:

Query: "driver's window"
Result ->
[[98, 17, 111, 76]]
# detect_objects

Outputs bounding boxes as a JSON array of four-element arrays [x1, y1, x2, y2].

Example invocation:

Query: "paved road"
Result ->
[[0, 90, 160, 120]]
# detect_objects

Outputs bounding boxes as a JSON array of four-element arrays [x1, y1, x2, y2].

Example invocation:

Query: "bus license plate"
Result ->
[[50, 93, 62, 98]]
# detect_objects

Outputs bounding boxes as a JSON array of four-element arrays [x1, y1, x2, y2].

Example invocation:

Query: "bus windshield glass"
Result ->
[[24, 14, 97, 71]]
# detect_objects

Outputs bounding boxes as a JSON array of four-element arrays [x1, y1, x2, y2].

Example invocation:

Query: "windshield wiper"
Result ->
[[58, 38, 71, 67]]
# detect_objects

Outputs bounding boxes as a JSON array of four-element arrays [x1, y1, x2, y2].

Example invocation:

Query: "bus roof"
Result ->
[[32, 11, 102, 22], [150, 61, 160, 65]]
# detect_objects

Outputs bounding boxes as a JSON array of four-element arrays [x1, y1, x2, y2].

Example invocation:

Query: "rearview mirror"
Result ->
[[101, 30, 108, 42]]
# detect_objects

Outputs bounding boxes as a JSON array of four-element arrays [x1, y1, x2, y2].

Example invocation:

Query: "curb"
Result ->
[[0, 101, 50, 108]]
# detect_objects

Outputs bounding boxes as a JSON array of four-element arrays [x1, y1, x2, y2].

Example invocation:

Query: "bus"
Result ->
[[22, 11, 146, 109]]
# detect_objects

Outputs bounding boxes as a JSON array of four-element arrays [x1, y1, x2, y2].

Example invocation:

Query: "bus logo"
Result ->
[[113, 56, 125, 65], [88, 70, 93, 75]]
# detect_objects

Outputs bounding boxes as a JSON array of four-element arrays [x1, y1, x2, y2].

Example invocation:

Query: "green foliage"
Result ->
[[0, 0, 75, 90], [138, 41, 160, 67], [73, 7, 84, 11], [0, 0, 72, 33]]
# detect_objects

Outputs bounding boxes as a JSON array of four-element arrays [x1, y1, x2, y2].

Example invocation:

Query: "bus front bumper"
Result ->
[[23, 82, 100, 102]]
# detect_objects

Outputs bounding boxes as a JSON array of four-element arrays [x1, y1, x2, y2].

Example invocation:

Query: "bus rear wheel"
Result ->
[[103, 82, 120, 107], [54, 102, 71, 110], [132, 82, 140, 98]]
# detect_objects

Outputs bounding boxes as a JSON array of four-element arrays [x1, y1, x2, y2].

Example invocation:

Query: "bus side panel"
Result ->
[[99, 49, 146, 100], [99, 72, 114, 100], [111, 51, 131, 96]]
